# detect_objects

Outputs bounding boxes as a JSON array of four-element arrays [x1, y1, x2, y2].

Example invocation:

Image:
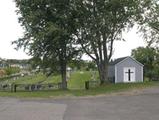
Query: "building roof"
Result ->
[[109, 57, 127, 65], [109, 56, 144, 66]]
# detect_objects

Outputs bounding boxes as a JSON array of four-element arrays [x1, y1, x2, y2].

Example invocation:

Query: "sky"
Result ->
[[0, 0, 146, 60]]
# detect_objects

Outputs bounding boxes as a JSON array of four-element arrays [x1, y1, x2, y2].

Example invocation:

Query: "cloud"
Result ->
[[0, 0, 30, 59]]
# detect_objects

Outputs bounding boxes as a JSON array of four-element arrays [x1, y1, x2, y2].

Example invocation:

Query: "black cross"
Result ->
[[125, 69, 134, 81]]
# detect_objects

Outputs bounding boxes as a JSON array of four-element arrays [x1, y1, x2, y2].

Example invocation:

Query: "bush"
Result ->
[[4, 67, 20, 75], [0, 70, 6, 76]]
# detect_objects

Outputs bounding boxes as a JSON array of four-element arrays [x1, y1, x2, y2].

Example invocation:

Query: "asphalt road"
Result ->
[[1, 87, 159, 120]]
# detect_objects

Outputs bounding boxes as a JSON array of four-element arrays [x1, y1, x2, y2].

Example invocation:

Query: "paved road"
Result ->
[[1, 87, 159, 120], [0, 98, 66, 120]]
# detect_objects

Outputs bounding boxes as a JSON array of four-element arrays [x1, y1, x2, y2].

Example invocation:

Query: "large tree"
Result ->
[[73, 0, 153, 84], [14, 0, 80, 89], [14, 0, 156, 86]]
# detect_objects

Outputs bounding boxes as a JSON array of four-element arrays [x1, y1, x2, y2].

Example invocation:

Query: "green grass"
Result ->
[[84, 82, 156, 95], [68, 71, 95, 89], [1, 73, 47, 84], [42, 75, 61, 84], [0, 71, 98, 89], [41, 71, 98, 89], [0, 71, 159, 98], [0, 81, 158, 98]]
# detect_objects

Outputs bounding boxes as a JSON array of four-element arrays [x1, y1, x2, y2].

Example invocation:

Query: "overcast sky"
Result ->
[[0, 0, 146, 60]]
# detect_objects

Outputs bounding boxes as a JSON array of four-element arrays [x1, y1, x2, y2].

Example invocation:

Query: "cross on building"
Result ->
[[125, 69, 134, 81]]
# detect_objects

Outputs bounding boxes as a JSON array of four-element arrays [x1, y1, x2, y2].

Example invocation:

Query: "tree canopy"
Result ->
[[73, 0, 154, 83], [131, 47, 159, 79], [14, 0, 81, 89], [14, 0, 158, 86], [138, 1, 159, 47]]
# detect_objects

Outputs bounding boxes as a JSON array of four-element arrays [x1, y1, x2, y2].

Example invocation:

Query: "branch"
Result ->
[[75, 32, 97, 61], [108, 37, 114, 60], [90, 37, 99, 62], [97, 33, 103, 62], [152, 25, 159, 32], [81, 43, 96, 61], [108, 26, 122, 60], [102, 30, 108, 62]]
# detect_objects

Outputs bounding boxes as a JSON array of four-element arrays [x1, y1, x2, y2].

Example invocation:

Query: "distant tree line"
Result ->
[[132, 47, 159, 80], [0, 58, 31, 76]]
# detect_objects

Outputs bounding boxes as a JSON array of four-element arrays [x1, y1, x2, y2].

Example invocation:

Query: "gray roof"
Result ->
[[109, 56, 144, 66], [109, 57, 127, 65]]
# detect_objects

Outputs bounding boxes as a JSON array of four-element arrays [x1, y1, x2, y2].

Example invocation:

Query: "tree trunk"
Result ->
[[60, 59, 67, 90], [59, 39, 67, 90], [97, 61, 109, 85]]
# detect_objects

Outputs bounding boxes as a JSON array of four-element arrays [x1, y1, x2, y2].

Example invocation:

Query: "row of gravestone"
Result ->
[[85, 80, 100, 90], [0, 83, 63, 92]]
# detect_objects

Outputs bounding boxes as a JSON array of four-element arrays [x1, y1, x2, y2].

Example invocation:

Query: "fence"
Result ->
[[0, 84, 12, 91], [0, 74, 21, 82], [151, 77, 159, 81], [85, 80, 100, 90], [0, 83, 63, 92]]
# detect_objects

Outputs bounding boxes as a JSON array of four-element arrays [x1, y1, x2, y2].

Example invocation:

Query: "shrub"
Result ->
[[4, 67, 20, 75]]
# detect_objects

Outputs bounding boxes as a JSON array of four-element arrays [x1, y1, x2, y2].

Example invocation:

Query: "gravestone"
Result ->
[[91, 70, 96, 81], [66, 67, 72, 81]]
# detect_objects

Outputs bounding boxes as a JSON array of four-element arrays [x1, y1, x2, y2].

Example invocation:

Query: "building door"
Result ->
[[123, 67, 135, 82]]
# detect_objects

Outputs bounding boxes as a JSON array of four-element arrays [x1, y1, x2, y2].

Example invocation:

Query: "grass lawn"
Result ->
[[42, 75, 61, 84], [41, 71, 98, 89], [0, 71, 98, 89], [15, 74, 47, 84], [68, 71, 98, 89], [0, 71, 159, 98], [0, 73, 47, 84], [0, 81, 158, 98]]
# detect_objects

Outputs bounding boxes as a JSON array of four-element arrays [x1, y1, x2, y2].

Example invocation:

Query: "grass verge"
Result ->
[[0, 81, 158, 98]]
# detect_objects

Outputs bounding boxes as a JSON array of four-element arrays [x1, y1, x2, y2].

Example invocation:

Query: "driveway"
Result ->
[[1, 87, 159, 120]]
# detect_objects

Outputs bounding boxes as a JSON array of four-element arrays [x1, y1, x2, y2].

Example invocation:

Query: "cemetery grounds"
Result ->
[[0, 71, 158, 98]]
